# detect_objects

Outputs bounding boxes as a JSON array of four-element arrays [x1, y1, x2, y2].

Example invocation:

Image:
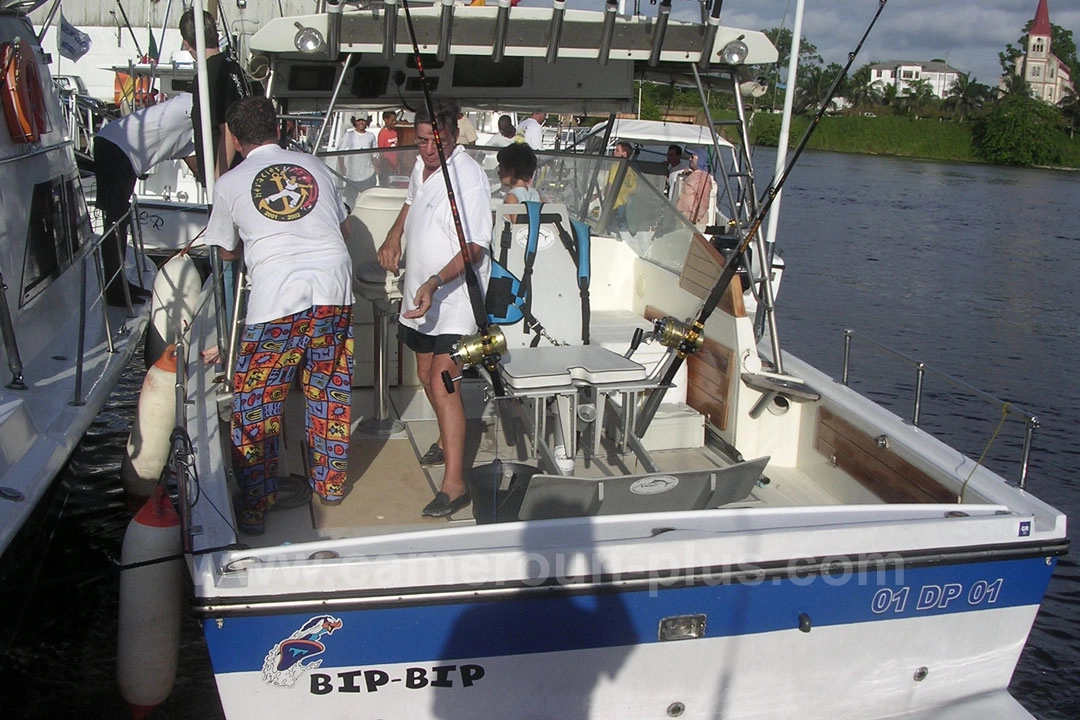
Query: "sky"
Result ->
[[522, 0, 1080, 87]]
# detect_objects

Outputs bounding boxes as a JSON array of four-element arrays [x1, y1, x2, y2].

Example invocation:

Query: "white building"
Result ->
[[868, 60, 963, 99], [1006, 0, 1076, 104]]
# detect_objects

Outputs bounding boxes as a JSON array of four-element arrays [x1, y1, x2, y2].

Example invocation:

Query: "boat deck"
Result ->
[[235, 383, 841, 548]]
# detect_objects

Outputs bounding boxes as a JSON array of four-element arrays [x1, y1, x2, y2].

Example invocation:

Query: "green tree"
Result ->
[[761, 27, 823, 71], [1060, 87, 1080, 139], [794, 62, 841, 115], [903, 78, 937, 118], [944, 73, 992, 121], [757, 27, 823, 110], [845, 64, 881, 112], [973, 92, 1063, 165]]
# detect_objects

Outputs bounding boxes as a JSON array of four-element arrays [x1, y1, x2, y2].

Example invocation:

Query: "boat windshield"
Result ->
[[320, 143, 704, 276]]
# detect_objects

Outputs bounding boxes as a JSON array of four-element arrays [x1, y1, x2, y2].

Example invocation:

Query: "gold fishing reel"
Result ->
[[451, 326, 507, 369], [653, 317, 704, 356]]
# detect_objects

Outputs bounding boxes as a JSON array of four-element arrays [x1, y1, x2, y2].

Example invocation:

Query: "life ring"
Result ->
[[1, 39, 48, 144]]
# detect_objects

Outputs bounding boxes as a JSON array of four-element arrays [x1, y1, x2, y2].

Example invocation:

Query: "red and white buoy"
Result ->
[[117, 484, 183, 719], [121, 345, 177, 501], [145, 252, 201, 369]]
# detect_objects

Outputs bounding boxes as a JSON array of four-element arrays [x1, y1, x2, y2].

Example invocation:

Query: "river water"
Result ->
[[1, 150, 1077, 719]]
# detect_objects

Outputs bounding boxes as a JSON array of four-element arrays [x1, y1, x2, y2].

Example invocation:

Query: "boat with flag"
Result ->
[[128, 1, 1067, 718], [0, 0, 154, 557]]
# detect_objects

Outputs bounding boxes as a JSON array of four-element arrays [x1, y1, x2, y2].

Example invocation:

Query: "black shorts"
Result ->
[[398, 324, 460, 356]]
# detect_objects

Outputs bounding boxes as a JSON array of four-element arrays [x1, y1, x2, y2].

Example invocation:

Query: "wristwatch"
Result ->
[[429, 273, 444, 288]]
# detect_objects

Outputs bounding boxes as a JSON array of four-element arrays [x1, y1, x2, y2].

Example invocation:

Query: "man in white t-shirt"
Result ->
[[457, 112, 479, 145], [204, 97, 354, 535], [665, 144, 690, 200], [377, 98, 492, 518], [338, 115, 377, 206], [93, 92, 195, 305], [515, 110, 547, 148]]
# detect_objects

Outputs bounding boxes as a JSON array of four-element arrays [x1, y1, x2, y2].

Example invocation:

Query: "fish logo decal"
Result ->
[[262, 615, 343, 687]]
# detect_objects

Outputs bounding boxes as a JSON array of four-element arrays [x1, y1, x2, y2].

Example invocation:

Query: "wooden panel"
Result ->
[[815, 407, 955, 504], [645, 305, 735, 431], [677, 232, 745, 318]]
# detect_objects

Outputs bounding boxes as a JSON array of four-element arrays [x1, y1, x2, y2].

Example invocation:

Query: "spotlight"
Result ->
[[720, 35, 748, 65], [293, 22, 325, 55]]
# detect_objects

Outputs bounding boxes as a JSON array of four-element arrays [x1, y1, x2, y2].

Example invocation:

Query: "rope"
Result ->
[[958, 402, 1009, 503]]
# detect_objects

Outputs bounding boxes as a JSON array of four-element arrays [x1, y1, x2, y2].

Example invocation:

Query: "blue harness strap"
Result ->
[[484, 202, 592, 345]]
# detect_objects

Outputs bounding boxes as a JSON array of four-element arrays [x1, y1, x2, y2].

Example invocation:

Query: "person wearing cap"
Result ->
[[338, 114, 377, 206]]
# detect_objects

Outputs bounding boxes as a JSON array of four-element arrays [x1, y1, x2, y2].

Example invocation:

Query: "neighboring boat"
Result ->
[[149, 3, 1064, 719], [0, 1, 154, 556]]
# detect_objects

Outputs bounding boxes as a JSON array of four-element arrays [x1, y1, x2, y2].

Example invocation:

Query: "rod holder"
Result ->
[[597, 0, 618, 65], [648, 0, 671, 67], [545, 0, 567, 64], [437, 0, 455, 63], [697, 15, 720, 70], [326, 0, 342, 61], [382, 0, 398, 60], [492, 0, 511, 62]]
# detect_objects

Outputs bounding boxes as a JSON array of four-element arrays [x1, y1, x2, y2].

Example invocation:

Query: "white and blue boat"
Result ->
[[153, 2, 1066, 718]]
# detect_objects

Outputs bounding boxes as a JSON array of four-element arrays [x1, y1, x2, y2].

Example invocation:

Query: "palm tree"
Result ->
[[1060, 88, 1080, 139], [903, 78, 936, 118], [1002, 73, 1032, 97], [845, 65, 877, 112], [945, 73, 990, 121]]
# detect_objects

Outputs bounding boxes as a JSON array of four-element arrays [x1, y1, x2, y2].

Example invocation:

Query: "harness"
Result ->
[[486, 201, 592, 346]]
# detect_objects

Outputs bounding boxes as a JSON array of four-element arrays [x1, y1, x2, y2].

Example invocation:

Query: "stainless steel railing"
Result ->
[[841, 328, 1039, 489]]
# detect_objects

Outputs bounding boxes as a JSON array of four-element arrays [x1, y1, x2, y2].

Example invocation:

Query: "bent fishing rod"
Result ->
[[400, 0, 506, 395], [635, 0, 888, 435]]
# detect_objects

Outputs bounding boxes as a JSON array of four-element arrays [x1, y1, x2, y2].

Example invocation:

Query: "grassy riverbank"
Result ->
[[743, 113, 1080, 168]]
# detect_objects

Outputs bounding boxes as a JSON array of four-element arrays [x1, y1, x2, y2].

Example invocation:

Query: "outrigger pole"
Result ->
[[634, 0, 888, 435], [115, 0, 144, 58], [400, 0, 506, 395]]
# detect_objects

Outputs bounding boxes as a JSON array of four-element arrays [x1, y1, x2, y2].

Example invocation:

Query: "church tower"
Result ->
[[1018, 0, 1074, 104]]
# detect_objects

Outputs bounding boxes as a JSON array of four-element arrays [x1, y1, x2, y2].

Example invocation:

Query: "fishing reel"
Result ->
[[653, 316, 703, 357], [452, 326, 507, 369], [441, 326, 508, 395]]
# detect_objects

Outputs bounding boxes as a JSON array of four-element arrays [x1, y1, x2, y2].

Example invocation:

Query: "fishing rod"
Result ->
[[114, 0, 143, 58], [634, 0, 888, 435], [400, 0, 506, 395]]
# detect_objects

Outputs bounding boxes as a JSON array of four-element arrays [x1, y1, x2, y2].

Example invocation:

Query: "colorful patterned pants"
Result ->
[[232, 305, 353, 531]]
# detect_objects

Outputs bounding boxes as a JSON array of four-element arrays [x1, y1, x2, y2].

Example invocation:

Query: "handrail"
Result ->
[[841, 328, 1039, 488], [0, 195, 147, 403], [0, 270, 25, 388]]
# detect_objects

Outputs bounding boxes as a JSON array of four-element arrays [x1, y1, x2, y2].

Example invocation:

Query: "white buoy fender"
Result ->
[[145, 253, 201, 369], [121, 345, 177, 501], [117, 485, 183, 719]]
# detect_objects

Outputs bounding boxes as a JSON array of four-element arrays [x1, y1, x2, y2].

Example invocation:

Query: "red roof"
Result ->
[[1031, 0, 1052, 38]]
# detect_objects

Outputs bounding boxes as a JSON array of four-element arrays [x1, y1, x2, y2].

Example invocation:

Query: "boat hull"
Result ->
[[200, 551, 1057, 719]]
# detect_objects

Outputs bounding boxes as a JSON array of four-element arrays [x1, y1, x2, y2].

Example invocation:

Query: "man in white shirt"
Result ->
[[338, 115, 377, 206], [377, 98, 492, 518], [93, 92, 195, 305], [515, 110, 547, 148], [665, 144, 690, 200], [203, 97, 354, 535], [457, 111, 479, 145]]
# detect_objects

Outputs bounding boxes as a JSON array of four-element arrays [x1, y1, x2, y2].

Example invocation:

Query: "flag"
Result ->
[[58, 13, 91, 62], [147, 25, 160, 64]]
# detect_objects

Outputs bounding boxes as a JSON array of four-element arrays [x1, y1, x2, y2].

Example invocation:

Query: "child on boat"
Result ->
[[496, 143, 539, 204]]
